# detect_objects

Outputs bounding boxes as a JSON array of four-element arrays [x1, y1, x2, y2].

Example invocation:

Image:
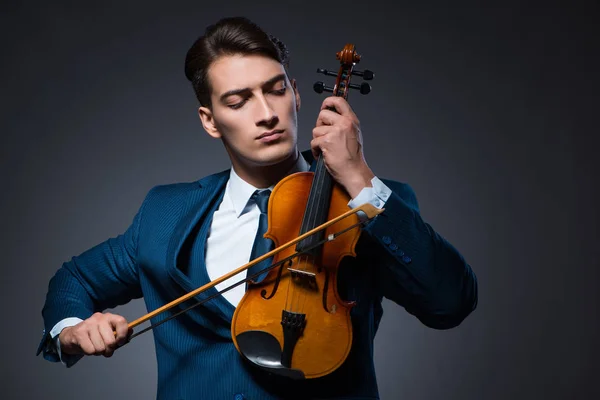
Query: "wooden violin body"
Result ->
[[231, 171, 360, 379]]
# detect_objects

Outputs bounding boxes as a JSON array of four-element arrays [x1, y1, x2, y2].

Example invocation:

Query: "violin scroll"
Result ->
[[314, 43, 374, 97]]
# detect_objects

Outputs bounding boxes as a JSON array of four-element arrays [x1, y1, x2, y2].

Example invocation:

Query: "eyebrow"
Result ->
[[219, 73, 287, 103]]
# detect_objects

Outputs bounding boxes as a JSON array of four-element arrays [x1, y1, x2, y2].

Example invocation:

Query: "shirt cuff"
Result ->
[[50, 317, 84, 339], [348, 176, 391, 210], [50, 317, 84, 367]]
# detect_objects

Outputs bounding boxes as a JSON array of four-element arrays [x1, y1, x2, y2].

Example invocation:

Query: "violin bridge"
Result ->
[[287, 268, 318, 292]]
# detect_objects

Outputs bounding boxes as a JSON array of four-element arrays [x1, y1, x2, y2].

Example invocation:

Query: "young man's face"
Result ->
[[198, 54, 301, 173]]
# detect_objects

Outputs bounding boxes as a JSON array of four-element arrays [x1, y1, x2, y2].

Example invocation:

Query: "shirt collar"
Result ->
[[227, 151, 310, 218]]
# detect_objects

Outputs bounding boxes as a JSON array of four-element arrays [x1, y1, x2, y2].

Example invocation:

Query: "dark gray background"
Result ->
[[1, 1, 598, 399]]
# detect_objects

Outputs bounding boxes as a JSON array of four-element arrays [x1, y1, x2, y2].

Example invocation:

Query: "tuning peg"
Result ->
[[316, 68, 338, 77], [313, 81, 334, 94], [349, 82, 371, 94], [352, 69, 374, 80]]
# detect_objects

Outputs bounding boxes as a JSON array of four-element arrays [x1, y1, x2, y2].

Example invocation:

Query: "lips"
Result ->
[[257, 129, 284, 139]]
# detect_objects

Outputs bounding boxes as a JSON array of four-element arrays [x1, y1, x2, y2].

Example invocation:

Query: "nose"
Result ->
[[255, 94, 278, 127]]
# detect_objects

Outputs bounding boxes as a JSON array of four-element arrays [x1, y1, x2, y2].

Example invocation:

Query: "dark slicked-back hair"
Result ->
[[184, 16, 290, 107]]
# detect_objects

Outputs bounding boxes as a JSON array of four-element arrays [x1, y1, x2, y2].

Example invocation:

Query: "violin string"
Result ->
[[299, 154, 327, 315], [303, 154, 327, 314], [124, 217, 369, 344], [287, 155, 322, 314], [293, 155, 318, 314]]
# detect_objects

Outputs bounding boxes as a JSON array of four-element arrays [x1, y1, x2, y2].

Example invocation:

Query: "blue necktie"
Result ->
[[246, 189, 274, 287]]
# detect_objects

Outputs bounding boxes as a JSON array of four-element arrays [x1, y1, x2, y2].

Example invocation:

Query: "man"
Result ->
[[37, 16, 478, 399]]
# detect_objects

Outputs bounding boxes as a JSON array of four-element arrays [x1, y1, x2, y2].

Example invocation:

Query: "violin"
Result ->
[[122, 43, 380, 380]]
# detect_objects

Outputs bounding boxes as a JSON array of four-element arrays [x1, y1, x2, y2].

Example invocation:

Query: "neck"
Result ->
[[230, 149, 300, 189]]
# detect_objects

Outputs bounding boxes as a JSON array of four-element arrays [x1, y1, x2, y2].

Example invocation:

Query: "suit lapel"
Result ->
[[301, 149, 316, 171], [165, 170, 235, 323]]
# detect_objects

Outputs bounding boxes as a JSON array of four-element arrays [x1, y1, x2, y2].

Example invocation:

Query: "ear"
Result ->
[[198, 106, 221, 139], [291, 78, 301, 112]]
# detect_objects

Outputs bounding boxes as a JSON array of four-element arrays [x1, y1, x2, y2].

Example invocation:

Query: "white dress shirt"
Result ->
[[49, 153, 392, 365]]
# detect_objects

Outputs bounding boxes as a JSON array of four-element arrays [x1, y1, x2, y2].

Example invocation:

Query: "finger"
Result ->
[[315, 108, 341, 127], [312, 126, 343, 149], [312, 125, 330, 139], [320, 96, 354, 116], [310, 137, 321, 160], [77, 333, 96, 356], [310, 137, 330, 159], [127, 327, 134, 341], [88, 326, 106, 355], [110, 315, 130, 346], [98, 320, 117, 352]]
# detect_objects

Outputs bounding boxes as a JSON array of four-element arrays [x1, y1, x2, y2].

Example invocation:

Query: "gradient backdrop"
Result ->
[[1, 1, 598, 399]]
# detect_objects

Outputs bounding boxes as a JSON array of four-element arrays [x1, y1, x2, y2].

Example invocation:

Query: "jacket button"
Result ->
[[234, 394, 245, 400], [402, 255, 412, 263], [382, 236, 391, 245], [389, 243, 398, 251]]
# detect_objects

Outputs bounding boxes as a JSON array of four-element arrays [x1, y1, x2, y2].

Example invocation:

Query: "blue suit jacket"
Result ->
[[37, 151, 478, 399]]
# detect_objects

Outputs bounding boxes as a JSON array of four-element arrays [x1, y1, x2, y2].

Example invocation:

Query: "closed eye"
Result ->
[[270, 87, 287, 95], [228, 99, 247, 109]]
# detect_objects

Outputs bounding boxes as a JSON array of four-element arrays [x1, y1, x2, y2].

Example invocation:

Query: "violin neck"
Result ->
[[296, 154, 333, 254]]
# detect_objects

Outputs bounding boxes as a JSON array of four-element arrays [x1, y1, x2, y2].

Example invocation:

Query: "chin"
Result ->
[[253, 142, 296, 167]]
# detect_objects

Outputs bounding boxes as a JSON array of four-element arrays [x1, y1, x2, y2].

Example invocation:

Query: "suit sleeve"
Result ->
[[362, 180, 478, 330], [36, 189, 152, 362]]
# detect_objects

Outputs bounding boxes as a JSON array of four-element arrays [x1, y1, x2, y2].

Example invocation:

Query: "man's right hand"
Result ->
[[58, 312, 131, 357]]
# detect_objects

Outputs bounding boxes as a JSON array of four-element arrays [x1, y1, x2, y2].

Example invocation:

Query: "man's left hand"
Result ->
[[311, 96, 375, 198]]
